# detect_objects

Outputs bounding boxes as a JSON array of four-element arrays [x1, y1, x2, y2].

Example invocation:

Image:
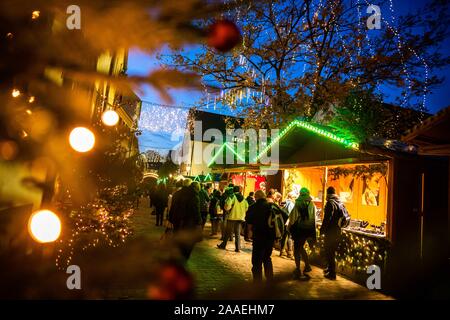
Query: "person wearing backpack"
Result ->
[[209, 189, 222, 236], [267, 199, 289, 256], [217, 186, 249, 252], [243, 192, 256, 242], [219, 184, 234, 241], [245, 190, 275, 282], [288, 188, 317, 279], [199, 184, 211, 230], [279, 192, 297, 258], [320, 186, 349, 280]]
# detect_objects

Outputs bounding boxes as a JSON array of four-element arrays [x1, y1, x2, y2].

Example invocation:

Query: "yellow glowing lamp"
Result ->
[[28, 209, 61, 243], [12, 89, 21, 98], [69, 127, 95, 152], [32, 11, 40, 20], [101, 110, 119, 126]]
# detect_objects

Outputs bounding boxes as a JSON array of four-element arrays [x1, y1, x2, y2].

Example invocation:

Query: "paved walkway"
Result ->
[[129, 200, 391, 300]]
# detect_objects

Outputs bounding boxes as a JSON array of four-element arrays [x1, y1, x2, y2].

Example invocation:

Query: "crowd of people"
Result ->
[[148, 179, 348, 282]]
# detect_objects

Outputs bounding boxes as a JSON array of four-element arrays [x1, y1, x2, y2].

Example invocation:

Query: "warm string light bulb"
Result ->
[[69, 127, 95, 152], [28, 209, 61, 243], [101, 109, 119, 126], [31, 10, 40, 20], [12, 89, 21, 98]]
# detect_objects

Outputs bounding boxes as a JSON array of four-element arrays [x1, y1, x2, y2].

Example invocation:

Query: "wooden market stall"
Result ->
[[210, 119, 449, 296]]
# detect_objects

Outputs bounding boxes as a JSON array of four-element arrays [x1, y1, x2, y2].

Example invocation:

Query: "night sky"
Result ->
[[128, 0, 450, 153]]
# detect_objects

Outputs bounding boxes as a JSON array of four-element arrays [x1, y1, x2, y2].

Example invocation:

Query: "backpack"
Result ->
[[199, 190, 209, 212], [336, 202, 351, 228], [268, 204, 285, 240], [215, 202, 223, 216], [224, 195, 235, 212]]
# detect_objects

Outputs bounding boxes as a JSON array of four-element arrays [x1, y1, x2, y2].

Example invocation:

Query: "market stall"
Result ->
[[282, 162, 390, 283], [210, 119, 448, 294], [210, 120, 396, 286], [230, 173, 267, 194]]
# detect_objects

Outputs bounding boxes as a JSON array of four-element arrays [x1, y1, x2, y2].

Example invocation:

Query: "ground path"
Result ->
[[115, 200, 391, 300]]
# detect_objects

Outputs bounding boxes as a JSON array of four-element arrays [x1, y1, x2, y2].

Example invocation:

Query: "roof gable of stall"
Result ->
[[256, 120, 388, 166], [402, 105, 450, 156], [282, 131, 379, 165], [209, 120, 397, 171]]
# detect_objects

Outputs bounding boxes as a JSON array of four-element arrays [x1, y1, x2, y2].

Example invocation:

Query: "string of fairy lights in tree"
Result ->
[[147, 0, 432, 138], [361, 0, 429, 113]]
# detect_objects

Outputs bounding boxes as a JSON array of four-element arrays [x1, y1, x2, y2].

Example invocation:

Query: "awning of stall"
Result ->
[[402, 105, 450, 156], [209, 120, 392, 172], [275, 125, 388, 168]]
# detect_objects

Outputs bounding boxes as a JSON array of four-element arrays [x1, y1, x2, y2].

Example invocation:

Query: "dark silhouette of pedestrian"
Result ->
[[320, 186, 344, 280], [288, 188, 317, 279], [154, 184, 168, 226], [245, 190, 275, 283], [168, 179, 202, 261], [209, 190, 222, 236]]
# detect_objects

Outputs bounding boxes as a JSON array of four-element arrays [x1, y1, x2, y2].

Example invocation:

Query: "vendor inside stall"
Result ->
[[283, 162, 388, 237]]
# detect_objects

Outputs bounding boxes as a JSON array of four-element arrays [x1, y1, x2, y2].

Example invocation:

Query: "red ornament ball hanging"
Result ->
[[207, 19, 242, 52]]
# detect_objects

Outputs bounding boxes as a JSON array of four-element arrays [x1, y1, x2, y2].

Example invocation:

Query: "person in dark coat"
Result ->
[[209, 190, 222, 236], [245, 190, 275, 283], [243, 192, 255, 242], [246, 192, 256, 206], [320, 186, 344, 280], [199, 184, 211, 229], [154, 184, 168, 227], [168, 179, 202, 261], [288, 188, 317, 279]]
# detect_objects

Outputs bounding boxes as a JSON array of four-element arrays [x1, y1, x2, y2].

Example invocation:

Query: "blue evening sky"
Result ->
[[128, 0, 450, 153]]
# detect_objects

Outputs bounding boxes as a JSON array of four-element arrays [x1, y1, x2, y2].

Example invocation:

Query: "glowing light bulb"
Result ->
[[28, 209, 61, 243], [32, 11, 40, 19], [101, 110, 119, 126], [12, 89, 21, 98], [69, 127, 95, 152]]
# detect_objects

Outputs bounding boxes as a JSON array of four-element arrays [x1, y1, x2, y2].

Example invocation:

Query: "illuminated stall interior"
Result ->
[[283, 162, 389, 236], [231, 173, 267, 195]]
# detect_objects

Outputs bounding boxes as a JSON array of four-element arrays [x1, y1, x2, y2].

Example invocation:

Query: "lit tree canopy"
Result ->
[[167, 0, 450, 128]]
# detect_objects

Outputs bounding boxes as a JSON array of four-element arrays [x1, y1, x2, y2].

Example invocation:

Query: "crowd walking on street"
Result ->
[[147, 179, 350, 283]]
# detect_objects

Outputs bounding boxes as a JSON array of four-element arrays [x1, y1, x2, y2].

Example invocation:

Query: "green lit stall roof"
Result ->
[[254, 120, 359, 162], [207, 142, 245, 167]]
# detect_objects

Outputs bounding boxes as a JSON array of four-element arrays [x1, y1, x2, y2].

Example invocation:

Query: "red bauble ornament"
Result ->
[[207, 19, 242, 52]]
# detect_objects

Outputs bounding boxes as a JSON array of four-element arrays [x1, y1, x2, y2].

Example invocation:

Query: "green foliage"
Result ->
[[329, 163, 388, 180], [329, 88, 384, 142], [329, 88, 426, 141]]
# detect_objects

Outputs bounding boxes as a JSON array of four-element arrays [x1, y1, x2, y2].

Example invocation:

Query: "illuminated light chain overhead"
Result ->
[[361, 0, 429, 111], [207, 142, 246, 167], [253, 120, 359, 163], [138, 102, 189, 133], [225, 0, 429, 115]]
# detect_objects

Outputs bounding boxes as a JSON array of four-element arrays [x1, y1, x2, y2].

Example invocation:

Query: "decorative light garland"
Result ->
[[306, 227, 389, 279], [207, 142, 246, 167], [253, 120, 359, 162]]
